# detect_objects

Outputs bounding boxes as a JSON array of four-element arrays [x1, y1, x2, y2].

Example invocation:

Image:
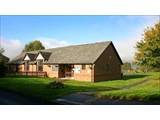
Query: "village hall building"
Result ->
[[9, 41, 123, 82]]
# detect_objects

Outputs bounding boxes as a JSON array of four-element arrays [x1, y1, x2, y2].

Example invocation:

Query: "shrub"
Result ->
[[0, 60, 7, 77], [47, 80, 64, 89]]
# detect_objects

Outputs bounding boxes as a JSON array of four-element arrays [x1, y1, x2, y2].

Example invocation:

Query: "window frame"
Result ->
[[24, 61, 29, 71], [37, 60, 43, 72]]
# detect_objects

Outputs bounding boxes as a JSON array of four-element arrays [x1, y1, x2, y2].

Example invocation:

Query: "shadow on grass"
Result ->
[[123, 74, 149, 80]]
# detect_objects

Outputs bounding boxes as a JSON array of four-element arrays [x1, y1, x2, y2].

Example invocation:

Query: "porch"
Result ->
[[58, 64, 74, 78]]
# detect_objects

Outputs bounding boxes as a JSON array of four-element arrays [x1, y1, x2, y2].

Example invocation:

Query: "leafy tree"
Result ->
[[135, 22, 160, 70], [122, 62, 132, 71], [0, 47, 8, 77], [23, 40, 45, 52]]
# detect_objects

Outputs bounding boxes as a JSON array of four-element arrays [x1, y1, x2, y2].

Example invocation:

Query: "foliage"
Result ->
[[0, 48, 8, 77], [135, 22, 160, 70], [122, 62, 132, 72], [0, 59, 7, 77], [23, 40, 45, 52]]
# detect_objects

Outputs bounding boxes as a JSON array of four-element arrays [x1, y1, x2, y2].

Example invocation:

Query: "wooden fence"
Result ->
[[15, 71, 47, 77]]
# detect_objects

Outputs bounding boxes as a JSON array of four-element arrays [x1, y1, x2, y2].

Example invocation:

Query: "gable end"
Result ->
[[94, 42, 123, 64]]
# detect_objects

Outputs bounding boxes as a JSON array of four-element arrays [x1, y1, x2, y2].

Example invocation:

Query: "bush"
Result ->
[[47, 80, 64, 89], [0, 60, 7, 77]]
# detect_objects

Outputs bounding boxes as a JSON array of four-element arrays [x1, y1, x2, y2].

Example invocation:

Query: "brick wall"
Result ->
[[43, 65, 58, 78], [73, 65, 92, 82], [28, 64, 37, 72], [18, 64, 24, 72]]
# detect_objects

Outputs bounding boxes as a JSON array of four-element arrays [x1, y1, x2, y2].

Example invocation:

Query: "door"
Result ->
[[58, 64, 65, 78]]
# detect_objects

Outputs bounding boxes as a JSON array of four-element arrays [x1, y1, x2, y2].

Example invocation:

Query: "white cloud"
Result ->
[[1, 38, 24, 59], [97, 16, 159, 63], [36, 37, 69, 49], [114, 38, 138, 62], [0, 37, 69, 59], [1, 16, 159, 61]]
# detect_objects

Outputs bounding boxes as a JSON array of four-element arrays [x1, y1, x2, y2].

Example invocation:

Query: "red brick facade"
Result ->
[[9, 42, 122, 82]]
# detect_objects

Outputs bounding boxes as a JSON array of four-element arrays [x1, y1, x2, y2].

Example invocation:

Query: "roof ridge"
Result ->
[[44, 40, 112, 51], [10, 41, 113, 64], [24, 41, 111, 53]]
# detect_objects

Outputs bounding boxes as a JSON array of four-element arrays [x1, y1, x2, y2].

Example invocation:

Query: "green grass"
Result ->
[[0, 72, 159, 102], [96, 72, 160, 102]]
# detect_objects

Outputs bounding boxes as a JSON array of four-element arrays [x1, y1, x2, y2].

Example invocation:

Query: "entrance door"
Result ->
[[58, 64, 65, 78], [64, 64, 73, 77], [58, 64, 74, 78]]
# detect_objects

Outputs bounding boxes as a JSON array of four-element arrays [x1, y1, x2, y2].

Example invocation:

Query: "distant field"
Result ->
[[0, 72, 159, 103]]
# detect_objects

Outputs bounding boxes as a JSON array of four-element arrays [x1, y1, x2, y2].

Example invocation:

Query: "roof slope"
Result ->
[[10, 52, 26, 64], [46, 41, 111, 64], [0, 53, 9, 62], [26, 53, 37, 61], [10, 41, 119, 64]]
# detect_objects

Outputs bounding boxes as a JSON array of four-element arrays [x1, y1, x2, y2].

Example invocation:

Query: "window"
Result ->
[[82, 65, 86, 70], [24, 61, 29, 71], [37, 60, 43, 71]]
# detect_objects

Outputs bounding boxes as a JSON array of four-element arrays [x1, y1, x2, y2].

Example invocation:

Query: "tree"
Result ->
[[0, 47, 8, 77], [122, 62, 132, 70], [134, 22, 160, 70], [23, 40, 45, 52]]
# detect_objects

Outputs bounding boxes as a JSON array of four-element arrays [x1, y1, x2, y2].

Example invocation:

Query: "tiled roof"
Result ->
[[9, 41, 122, 64]]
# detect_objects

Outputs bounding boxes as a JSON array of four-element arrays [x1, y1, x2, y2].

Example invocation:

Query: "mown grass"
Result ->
[[0, 72, 159, 102], [96, 72, 160, 102]]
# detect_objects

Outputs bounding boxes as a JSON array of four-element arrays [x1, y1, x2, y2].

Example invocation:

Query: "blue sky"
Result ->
[[0, 15, 159, 61]]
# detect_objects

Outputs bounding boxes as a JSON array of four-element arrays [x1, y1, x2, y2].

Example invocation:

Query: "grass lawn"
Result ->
[[0, 72, 159, 103], [96, 72, 160, 102]]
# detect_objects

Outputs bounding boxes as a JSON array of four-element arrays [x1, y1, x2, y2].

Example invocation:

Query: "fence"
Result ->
[[15, 71, 47, 77]]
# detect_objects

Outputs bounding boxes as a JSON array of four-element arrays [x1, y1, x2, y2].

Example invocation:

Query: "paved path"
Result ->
[[54, 92, 150, 105], [0, 90, 49, 105]]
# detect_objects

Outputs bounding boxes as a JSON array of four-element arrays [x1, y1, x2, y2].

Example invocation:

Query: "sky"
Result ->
[[0, 15, 159, 62]]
